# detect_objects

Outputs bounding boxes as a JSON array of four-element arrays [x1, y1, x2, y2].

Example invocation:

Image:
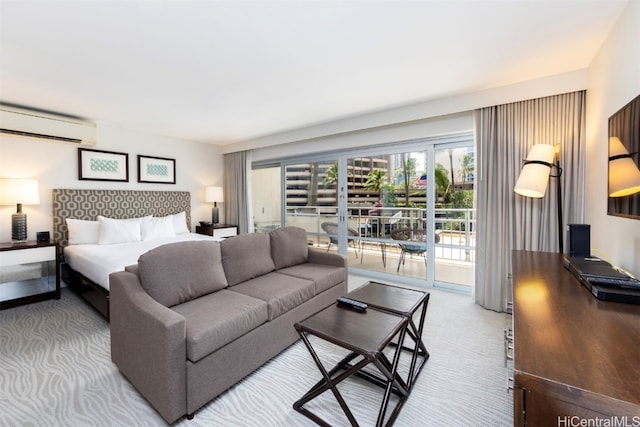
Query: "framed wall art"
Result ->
[[137, 155, 176, 184], [78, 148, 129, 182]]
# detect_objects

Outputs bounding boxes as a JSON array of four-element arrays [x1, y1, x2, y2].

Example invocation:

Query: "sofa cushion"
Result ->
[[172, 289, 268, 363], [277, 263, 347, 295], [269, 226, 308, 269], [221, 233, 275, 286], [229, 272, 315, 320], [138, 241, 228, 307]]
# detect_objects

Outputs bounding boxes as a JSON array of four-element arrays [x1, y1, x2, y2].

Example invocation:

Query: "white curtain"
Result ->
[[475, 91, 586, 312], [223, 150, 252, 234]]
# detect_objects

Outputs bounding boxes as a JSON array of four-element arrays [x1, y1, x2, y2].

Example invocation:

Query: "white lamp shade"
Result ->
[[514, 144, 556, 198], [609, 136, 640, 197], [205, 186, 224, 203], [0, 178, 40, 205]]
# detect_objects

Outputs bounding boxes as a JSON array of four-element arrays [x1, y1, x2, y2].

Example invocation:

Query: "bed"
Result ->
[[52, 189, 223, 319]]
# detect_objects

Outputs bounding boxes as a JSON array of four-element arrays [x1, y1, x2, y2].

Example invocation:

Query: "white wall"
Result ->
[[230, 69, 588, 157], [586, 0, 640, 276], [0, 122, 223, 242], [252, 112, 474, 162]]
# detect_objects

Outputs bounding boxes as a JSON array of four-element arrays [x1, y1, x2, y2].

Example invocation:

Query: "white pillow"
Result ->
[[65, 218, 100, 245], [142, 216, 176, 241], [170, 211, 190, 234], [97, 216, 146, 245]]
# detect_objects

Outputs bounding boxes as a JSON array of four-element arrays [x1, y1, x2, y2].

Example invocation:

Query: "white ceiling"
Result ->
[[0, 0, 628, 146]]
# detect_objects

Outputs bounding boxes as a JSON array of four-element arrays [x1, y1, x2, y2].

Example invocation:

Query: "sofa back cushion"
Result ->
[[270, 226, 308, 269], [221, 232, 275, 286], [137, 241, 228, 307]]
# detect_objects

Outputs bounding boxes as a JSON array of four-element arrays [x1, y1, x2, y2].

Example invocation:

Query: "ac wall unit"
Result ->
[[0, 106, 96, 146]]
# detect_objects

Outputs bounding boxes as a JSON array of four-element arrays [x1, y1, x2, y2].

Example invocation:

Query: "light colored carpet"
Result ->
[[0, 277, 513, 426]]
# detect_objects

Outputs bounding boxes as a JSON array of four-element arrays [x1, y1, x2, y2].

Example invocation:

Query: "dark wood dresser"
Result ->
[[512, 250, 640, 426]]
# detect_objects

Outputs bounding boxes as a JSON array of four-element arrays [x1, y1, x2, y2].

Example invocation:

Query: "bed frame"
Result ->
[[52, 189, 192, 319]]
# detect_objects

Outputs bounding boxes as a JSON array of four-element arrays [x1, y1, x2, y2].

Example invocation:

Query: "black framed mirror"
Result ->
[[608, 94, 640, 219]]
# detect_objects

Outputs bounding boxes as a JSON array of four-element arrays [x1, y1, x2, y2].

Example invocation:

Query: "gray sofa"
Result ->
[[109, 226, 347, 423]]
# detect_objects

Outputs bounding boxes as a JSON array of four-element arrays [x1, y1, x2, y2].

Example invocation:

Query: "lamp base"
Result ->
[[12, 211, 27, 242], [212, 206, 219, 225]]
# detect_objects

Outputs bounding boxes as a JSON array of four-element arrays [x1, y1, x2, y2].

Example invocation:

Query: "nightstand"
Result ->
[[0, 240, 60, 310], [195, 224, 238, 238]]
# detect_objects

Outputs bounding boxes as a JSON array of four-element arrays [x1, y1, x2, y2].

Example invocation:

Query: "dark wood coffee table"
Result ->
[[294, 304, 410, 427], [347, 281, 430, 391]]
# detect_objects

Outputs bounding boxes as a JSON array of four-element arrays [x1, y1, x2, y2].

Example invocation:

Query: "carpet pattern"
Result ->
[[0, 281, 513, 426]]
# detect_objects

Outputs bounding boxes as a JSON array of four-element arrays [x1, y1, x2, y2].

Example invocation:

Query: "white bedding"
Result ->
[[63, 233, 224, 290]]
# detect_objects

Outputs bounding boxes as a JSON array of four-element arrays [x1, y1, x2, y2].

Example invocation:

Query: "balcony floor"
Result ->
[[315, 239, 474, 288]]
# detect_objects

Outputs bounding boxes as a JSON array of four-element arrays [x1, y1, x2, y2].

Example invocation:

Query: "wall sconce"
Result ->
[[205, 186, 224, 224], [0, 178, 40, 242], [514, 144, 563, 252], [608, 136, 640, 197]]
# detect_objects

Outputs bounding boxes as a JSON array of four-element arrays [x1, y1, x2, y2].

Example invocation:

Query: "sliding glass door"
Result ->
[[432, 143, 475, 290], [345, 150, 432, 280], [252, 160, 345, 252], [251, 133, 475, 293], [282, 160, 342, 249]]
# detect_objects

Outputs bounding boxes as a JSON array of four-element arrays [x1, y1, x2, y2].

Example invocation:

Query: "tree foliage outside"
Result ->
[[381, 182, 397, 206], [402, 156, 416, 206], [319, 156, 472, 230], [435, 164, 450, 202], [322, 162, 339, 188], [459, 153, 475, 182], [309, 163, 318, 205], [365, 169, 386, 199], [450, 189, 474, 209]]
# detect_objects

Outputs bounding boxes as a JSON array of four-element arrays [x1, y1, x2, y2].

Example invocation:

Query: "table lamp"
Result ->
[[0, 178, 40, 242], [205, 186, 223, 224]]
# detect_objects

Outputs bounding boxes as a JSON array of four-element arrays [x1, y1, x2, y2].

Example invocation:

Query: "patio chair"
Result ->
[[390, 228, 441, 272], [357, 217, 387, 268], [321, 222, 359, 258]]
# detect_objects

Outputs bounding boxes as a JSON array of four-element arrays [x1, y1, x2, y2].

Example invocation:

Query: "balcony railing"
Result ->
[[256, 205, 475, 263]]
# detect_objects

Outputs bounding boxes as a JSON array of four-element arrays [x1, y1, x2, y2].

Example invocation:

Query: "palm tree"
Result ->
[[309, 163, 318, 205], [323, 162, 339, 187], [435, 163, 450, 201], [400, 155, 417, 206], [448, 149, 455, 190], [459, 153, 475, 182], [365, 169, 386, 199]]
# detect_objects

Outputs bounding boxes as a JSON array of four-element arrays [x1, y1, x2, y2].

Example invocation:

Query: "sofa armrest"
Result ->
[[109, 270, 187, 423], [307, 248, 347, 268]]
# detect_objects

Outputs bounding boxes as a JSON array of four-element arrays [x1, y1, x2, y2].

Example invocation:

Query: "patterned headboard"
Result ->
[[52, 189, 191, 247]]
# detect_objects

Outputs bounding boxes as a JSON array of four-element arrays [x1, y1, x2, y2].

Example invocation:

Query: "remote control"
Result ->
[[336, 297, 367, 312]]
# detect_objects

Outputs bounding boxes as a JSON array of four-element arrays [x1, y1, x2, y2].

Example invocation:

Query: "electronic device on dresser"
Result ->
[[563, 223, 640, 304], [567, 224, 590, 257], [566, 256, 640, 304]]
